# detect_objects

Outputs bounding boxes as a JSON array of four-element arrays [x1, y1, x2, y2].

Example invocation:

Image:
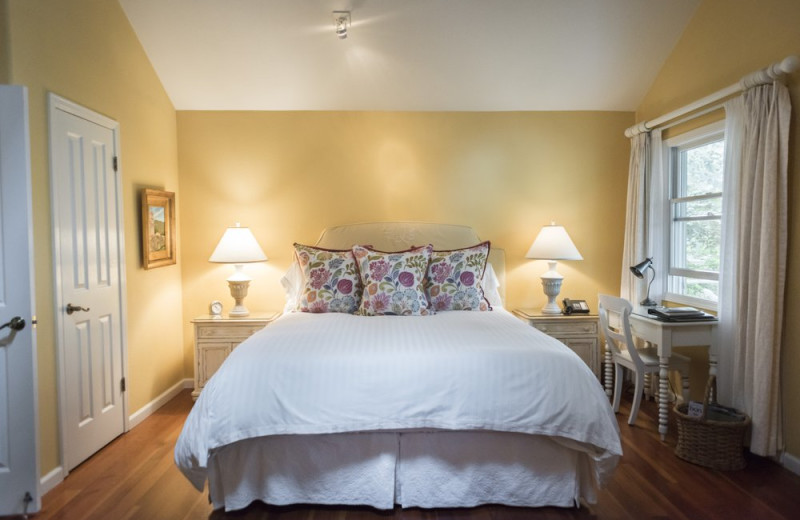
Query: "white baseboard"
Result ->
[[40, 465, 64, 496], [781, 451, 800, 476], [38, 379, 191, 497], [128, 378, 193, 430]]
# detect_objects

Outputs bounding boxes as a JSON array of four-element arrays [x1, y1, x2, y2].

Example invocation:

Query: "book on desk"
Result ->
[[647, 306, 717, 322]]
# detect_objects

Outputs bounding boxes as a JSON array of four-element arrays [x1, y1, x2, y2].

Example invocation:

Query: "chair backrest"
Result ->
[[598, 294, 646, 369]]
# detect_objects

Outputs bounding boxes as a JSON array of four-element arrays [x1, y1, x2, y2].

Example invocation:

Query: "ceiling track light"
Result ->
[[333, 11, 350, 39]]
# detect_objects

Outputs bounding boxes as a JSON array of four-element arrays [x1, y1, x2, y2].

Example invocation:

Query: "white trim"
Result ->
[[47, 93, 128, 475], [668, 268, 719, 281], [663, 120, 726, 148], [663, 292, 718, 312], [781, 451, 800, 476], [39, 466, 64, 496], [128, 379, 193, 429], [47, 93, 117, 128]]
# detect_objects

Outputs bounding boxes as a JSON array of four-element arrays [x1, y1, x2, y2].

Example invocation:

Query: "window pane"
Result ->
[[669, 275, 719, 302], [674, 197, 722, 218], [668, 124, 725, 305], [680, 140, 724, 196], [672, 219, 721, 271]]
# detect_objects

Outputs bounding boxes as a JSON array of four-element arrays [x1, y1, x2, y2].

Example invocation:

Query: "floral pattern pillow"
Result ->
[[352, 244, 433, 316], [294, 243, 362, 314], [426, 241, 492, 311]]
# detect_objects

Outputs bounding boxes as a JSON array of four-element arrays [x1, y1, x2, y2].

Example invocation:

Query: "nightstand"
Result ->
[[191, 312, 279, 399], [513, 309, 600, 378]]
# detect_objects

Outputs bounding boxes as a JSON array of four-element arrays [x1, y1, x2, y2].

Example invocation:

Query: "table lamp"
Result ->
[[630, 257, 658, 307], [526, 223, 583, 314], [209, 223, 267, 317]]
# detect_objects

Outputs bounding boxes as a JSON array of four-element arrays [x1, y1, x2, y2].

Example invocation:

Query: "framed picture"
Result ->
[[141, 188, 176, 269]]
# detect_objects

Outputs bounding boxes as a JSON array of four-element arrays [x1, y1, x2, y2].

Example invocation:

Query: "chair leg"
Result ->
[[612, 364, 623, 413], [628, 371, 645, 425]]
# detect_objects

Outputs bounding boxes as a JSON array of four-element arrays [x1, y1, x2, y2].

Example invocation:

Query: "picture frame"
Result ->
[[141, 188, 176, 269]]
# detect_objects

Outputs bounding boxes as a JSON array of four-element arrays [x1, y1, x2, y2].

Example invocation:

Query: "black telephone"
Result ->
[[563, 298, 590, 315]]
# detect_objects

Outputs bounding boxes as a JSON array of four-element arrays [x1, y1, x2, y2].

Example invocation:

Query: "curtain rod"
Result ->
[[625, 55, 799, 138]]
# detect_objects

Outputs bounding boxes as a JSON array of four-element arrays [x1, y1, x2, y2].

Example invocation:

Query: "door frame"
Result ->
[[47, 93, 130, 476]]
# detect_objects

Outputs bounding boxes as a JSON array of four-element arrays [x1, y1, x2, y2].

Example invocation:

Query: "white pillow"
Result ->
[[279, 261, 303, 314], [482, 263, 503, 309]]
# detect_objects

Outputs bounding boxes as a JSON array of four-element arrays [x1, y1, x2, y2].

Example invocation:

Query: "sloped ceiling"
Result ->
[[119, 0, 699, 111]]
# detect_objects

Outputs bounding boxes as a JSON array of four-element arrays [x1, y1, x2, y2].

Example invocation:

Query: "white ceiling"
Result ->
[[119, 0, 699, 112]]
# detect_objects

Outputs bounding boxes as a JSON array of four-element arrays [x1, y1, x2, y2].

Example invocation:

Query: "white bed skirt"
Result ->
[[207, 430, 595, 511]]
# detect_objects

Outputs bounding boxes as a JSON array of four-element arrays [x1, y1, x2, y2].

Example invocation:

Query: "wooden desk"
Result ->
[[604, 311, 718, 441]]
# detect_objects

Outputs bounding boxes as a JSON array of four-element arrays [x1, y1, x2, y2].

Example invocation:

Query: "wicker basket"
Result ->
[[674, 375, 750, 470]]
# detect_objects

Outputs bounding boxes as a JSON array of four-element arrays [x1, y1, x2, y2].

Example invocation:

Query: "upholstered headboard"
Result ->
[[314, 222, 506, 304]]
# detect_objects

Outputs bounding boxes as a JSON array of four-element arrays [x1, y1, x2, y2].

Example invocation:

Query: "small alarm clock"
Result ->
[[209, 300, 223, 316]]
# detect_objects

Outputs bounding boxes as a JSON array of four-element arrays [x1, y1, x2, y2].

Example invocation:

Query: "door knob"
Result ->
[[66, 303, 90, 315], [0, 316, 25, 331]]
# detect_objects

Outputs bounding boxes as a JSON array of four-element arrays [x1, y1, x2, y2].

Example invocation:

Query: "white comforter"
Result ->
[[175, 309, 621, 491]]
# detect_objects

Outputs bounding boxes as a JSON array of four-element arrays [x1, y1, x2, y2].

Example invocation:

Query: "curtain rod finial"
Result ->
[[781, 55, 799, 73], [624, 121, 650, 138]]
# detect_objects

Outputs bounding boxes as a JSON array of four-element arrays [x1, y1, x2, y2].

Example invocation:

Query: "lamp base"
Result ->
[[228, 306, 250, 317], [639, 297, 658, 307], [227, 278, 251, 317], [541, 301, 562, 314], [540, 268, 564, 315]]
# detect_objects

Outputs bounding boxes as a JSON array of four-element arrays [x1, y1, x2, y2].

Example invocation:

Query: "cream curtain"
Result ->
[[647, 129, 666, 303], [719, 81, 790, 456], [620, 133, 649, 302], [620, 130, 666, 304], [718, 97, 743, 410]]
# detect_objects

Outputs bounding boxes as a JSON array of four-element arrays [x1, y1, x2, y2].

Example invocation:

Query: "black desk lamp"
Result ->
[[630, 257, 658, 307]]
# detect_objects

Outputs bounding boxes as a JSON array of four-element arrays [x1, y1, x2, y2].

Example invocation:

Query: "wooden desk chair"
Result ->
[[598, 294, 690, 425]]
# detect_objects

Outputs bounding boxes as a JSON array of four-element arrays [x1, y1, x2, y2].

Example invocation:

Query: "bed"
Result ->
[[175, 222, 621, 512]]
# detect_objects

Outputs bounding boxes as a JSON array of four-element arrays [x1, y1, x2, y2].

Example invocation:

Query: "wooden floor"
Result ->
[[30, 387, 800, 520]]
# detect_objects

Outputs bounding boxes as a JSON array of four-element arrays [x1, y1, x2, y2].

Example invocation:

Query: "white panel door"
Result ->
[[0, 86, 40, 515], [50, 95, 126, 471]]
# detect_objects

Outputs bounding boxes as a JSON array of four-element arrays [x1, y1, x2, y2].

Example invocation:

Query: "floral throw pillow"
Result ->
[[294, 243, 362, 314], [352, 244, 433, 316], [426, 241, 492, 311]]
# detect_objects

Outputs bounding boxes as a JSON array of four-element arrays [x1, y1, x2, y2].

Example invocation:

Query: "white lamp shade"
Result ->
[[209, 225, 267, 264], [525, 224, 583, 260]]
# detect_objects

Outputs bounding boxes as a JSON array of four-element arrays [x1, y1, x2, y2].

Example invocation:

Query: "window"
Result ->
[[664, 122, 725, 308]]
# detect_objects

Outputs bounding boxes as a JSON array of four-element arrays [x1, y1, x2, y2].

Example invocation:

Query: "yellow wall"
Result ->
[[638, 0, 800, 455], [3, 0, 634, 483], [177, 110, 633, 372], [17, 0, 793, 481], [5, 0, 184, 475], [0, 1, 9, 84]]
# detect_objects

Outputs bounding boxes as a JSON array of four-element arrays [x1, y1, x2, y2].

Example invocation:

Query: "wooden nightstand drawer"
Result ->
[[197, 324, 266, 339], [532, 320, 597, 336]]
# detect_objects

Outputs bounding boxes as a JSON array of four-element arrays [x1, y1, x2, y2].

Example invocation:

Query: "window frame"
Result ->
[[661, 120, 725, 310]]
